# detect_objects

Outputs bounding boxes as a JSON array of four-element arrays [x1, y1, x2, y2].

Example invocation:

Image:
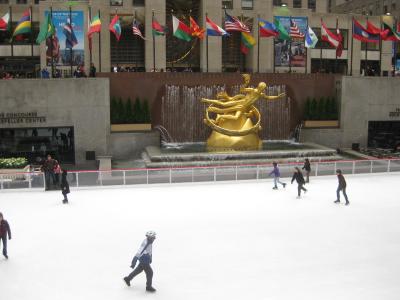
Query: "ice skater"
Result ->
[[0, 212, 12, 259], [291, 167, 307, 198], [302, 158, 311, 183], [60, 170, 70, 204], [269, 162, 286, 190], [334, 169, 349, 205], [123, 231, 157, 293]]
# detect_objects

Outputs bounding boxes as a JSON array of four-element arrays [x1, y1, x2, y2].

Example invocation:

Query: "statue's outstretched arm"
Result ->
[[202, 98, 243, 108], [262, 93, 285, 100]]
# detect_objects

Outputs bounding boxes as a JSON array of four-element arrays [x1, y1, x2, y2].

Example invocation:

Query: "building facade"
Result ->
[[0, 0, 396, 76]]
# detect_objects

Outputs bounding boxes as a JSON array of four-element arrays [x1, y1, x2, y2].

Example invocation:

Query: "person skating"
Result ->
[[334, 169, 349, 205], [123, 231, 157, 292], [291, 167, 307, 198], [302, 158, 311, 183], [60, 170, 70, 204], [268, 162, 286, 190], [0, 212, 12, 259]]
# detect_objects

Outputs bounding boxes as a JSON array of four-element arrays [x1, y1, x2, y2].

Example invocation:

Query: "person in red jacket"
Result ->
[[334, 169, 349, 205], [0, 212, 12, 259]]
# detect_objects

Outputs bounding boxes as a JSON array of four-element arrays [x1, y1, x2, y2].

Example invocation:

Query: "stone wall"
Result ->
[[110, 131, 160, 160]]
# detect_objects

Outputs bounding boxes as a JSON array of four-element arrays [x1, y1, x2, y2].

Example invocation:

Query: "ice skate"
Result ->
[[345, 201, 350, 206], [296, 196, 301, 199], [272, 186, 278, 190], [334, 200, 340, 204], [123, 277, 130, 287], [283, 183, 286, 188], [4, 254, 8, 259], [146, 286, 156, 292]]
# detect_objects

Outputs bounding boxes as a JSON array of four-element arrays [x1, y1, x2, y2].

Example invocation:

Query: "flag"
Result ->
[[190, 16, 205, 39], [132, 19, 145, 39], [172, 15, 191, 42], [206, 16, 228, 36], [381, 22, 400, 41], [366, 20, 382, 35], [109, 14, 121, 41], [36, 12, 55, 44], [258, 18, 278, 37], [290, 19, 304, 39], [274, 18, 290, 40], [241, 31, 256, 54], [321, 20, 341, 48], [224, 12, 250, 33], [353, 19, 380, 43], [152, 17, 165, 36], [63, 19, 78, 49], [12, 9, 31, 39], [305, 26, 318, 48], [336, 26, 343, 57], [0, 12, 9, 31], [88, 14, 101, 37]]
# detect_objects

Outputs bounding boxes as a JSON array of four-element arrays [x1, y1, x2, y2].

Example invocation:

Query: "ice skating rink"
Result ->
[[1, 172, 400, 300]]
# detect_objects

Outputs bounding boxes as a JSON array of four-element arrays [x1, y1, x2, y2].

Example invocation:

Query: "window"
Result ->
[[273, 0, 282, 6], [133, 0, 145, 5], [222, 0, 233, 9], [16, 0, 27, 3], [384, 5, 388, 14], [293, 0, 302, 8], [308, 0, 316, 11], [35, 0, 40, 4], [242, 0, 253, 10], [110, 0, 123, 5], [0, 0, 9, 4], [391, 2, 396, 11]]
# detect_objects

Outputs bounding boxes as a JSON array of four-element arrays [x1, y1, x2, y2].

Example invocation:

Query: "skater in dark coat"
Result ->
[[0, 212, 12, 259], [302, 158, 311, 183], [291, 167, 307, 198], [123, 231, 157, 292], [60, 170, 70, 204], [334, 169, 349, 205]]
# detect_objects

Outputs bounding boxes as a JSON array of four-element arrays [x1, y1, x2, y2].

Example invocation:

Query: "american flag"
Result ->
[[132, 20, 145, 39], [290, 19, 304, 39], [224, 13, 250, 33]]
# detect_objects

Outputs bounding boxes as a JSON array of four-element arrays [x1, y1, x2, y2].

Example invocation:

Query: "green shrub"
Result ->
[[0, 157, 28, 169], [310, 98, 318, 120], [142, 99, 151, 123], [304, 97, 311, 120], [133, 97, 143, 123], [125, 98, 135, 123], [116, 97, 125, 124], [317, 97, 326, 120], [110, 97, 118, 124], [331, 97, 338, 120]]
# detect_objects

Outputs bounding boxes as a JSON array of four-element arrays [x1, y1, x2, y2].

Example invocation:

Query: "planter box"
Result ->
[[304, 120, 339, 128], [111, 124, 152, 132], [0, 166, 29, 181]]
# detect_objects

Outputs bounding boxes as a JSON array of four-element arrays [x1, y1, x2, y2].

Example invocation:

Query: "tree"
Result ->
[[304, 97, 311, 120], [124, 98, 134, 123], [116, 97, 125, 124], [331, 97, 338, 120], [310, 98, 318, 120], [317, 97, 326, 120], [133, 97, 142, 123], [110, 97, 118, 124], [142, 99, 151, 123]]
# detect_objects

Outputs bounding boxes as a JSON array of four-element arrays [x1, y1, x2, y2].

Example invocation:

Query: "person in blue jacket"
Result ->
[[123, 231, 157, 292], [269, 162, 287, 190]]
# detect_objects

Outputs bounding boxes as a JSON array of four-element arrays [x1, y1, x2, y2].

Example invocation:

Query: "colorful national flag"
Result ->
[[224, 12, 250, 33], [335, 26, 343, 57], [321, 20, 342, 49], [88, 14, 101, 37], [290, 19, 304, 39], [353, 19, 380, 43], [132, 19, 145, 39], [381, 22, 400, 41], [12, 9, 31, 39], [241, 31, 256, 54], [36, 12, 55, 44], [152, 17, 165, 36], [305, 26, 318, 48], [63, 19, 78, 49], [172, 15, 191, 42], [274, 18, 290, 40], [0, 12, 10, 31], [258, 18, 278, 37], [366, 20, 382, 35], [190, 16, 205, 39], [109, 14, 121, 41], [206, 16, 228, 36]]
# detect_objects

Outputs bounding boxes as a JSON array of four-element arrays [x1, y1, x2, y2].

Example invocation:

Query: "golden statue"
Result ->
[[201, 74, 285, 150]]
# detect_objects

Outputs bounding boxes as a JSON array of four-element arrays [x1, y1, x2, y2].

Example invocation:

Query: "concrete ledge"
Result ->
[[304, 120, 339, 128], [111, 124, 152, 132]]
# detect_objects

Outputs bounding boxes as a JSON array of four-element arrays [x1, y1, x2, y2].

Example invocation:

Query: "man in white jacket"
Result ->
[[123, 231, 157, 292]]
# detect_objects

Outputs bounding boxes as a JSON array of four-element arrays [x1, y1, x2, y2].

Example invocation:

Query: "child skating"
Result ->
[[269, 162, 286, 190], [123, 231, 157, 292], [291, 167, 307, 198], [60, 170, 70, 204], [0, 212, 12, 259], [302, 158, 311, 183], [334, 169, 350, 205]]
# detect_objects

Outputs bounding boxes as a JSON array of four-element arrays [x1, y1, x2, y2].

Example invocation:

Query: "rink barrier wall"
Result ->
[[1, 158, 400, 190]]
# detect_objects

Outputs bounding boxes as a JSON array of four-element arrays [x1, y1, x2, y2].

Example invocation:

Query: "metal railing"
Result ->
[[1, 158, 400, 191]]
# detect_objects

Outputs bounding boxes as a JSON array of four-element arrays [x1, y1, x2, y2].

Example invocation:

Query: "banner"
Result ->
[[45, 11, 84, 67], [274, 16, 307, 67]]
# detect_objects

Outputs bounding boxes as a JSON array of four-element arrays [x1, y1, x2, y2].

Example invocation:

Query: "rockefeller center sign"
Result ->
[[0, 112, 47, 124]]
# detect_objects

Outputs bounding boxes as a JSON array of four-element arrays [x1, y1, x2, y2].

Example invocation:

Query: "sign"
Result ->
[[274, 16, 307, 68], [45, 11, 85, 67], [389, 108, 400, 117], [0, 112, 47, 124]]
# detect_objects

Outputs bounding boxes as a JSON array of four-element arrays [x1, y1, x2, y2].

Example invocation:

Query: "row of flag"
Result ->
[[2, 9, 400, 55]]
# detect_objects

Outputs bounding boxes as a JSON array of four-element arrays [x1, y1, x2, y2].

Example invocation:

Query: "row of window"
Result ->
[[272, 0, 317, 11], [110, 0, 145, 6], [0, 0, 40, 4]]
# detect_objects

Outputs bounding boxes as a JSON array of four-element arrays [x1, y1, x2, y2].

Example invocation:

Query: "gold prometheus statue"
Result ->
[[201, 74, 285, 150]]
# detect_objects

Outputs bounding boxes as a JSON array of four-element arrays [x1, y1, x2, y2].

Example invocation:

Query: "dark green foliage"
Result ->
[[133, 97, 143, 123], [110, 97, 118, 124], [331, 97, 338, 120], [116, 97, 125, 124], [142, 99, 151, 123], [303, 97, 311, 120], [110, 96, 152, 124], [125, 98, 135, 123], [304, 96, 339, 121], [310, 98, 318, 120], [317, 97, 326, 120]]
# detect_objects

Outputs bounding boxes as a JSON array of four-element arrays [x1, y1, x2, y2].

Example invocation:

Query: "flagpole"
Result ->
[[240, 13, 244, 73], [257, 14, 260, 73], [115, 9, 119, 71], [320, 18, 323, 73], [152, 9, 155, 71], [171, 9, 174, 71], [206, 12, 209, 72], [89, 6, 92, 67], [305, 17, 308, 74], [379, 16, 382, 76], [134, 9, 137, 70], [50, 6, 54, 78], [10, 5, 13, 57], [350, 16, 354, 76], [289, 15, 292, 73], [69, 5, 73, 77], [365, 17, 368, 76], [98, 9, 101, 72], [30, 6, 33, 58], [396, 18, 399, 76], [335, 17, 338, 74]]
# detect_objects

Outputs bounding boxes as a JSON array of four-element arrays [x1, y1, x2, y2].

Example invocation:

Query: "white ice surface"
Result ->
[[1, 173, 400, 300]]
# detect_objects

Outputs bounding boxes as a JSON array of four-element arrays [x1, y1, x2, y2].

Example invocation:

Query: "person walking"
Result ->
[[123, 231, 157, 293], [334, 169, 349, 205], [268, 162, 286, 190], [302, 158, 311, 183], [41, 154, 56, 190], [0, 212, 12, 259], [291, 167, 307, 198], [60, 170, 70, 204]]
